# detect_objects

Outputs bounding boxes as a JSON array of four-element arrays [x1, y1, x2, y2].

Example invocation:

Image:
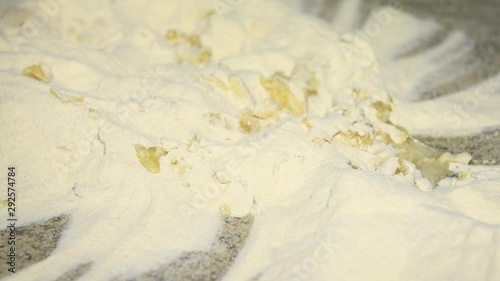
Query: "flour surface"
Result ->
[[0, 1, 499, 281]]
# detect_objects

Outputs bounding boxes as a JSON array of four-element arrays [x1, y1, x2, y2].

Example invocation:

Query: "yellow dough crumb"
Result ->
[[239, 108, 261, 134], [135, 145, 169, 174], [372, 101, 392, 122], [397, 139, 450, 186], [352, 88, 369, 101], [304, 73, 319, 97], [302, 118, 313, 130], [165, 29, 211, 67], [260, 72, 305, 116], [334, 131, 374, 149], [219, 204, 231, 217], [23, 64, 53, 83], [165, 29, 180, 41], [50, 89, 85, 104]]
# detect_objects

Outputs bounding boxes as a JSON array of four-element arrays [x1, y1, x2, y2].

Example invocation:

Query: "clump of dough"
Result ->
[[23, 64, 53, 83], [50, 89, 85, 104], [165, 29, 211, 67], [372, 101, 392, 122], [219, 204, 231, 217], [397, 138, 452, 187], [334, 131, 374, 149], [239, 108, 261, 134], [135, 145, 169, 174], [260, 72, 305, 116]]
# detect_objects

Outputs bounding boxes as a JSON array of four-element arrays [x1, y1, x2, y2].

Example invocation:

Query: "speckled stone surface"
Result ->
[[123, 215, 254, 281], [0, 215, 69, 277], [55, 263, 92, 281], [0, 1, 498, 280], [418, 129, 499, 165]]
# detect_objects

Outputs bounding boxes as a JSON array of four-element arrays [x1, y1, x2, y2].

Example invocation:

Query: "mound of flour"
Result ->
[[0, 1, 499, 281]]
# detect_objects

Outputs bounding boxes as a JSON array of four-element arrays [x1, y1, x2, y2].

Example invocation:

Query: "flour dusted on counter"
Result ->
[[0, 1, 499, 281]]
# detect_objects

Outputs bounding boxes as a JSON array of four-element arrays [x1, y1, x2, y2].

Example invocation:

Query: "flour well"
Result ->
[[0, 1, 499, 281]]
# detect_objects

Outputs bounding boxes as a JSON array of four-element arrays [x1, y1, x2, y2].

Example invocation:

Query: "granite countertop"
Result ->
[[0, 0, 498, 280]]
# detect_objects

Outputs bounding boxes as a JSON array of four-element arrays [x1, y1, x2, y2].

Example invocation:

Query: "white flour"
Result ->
[[0, 1, 499, 281]]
